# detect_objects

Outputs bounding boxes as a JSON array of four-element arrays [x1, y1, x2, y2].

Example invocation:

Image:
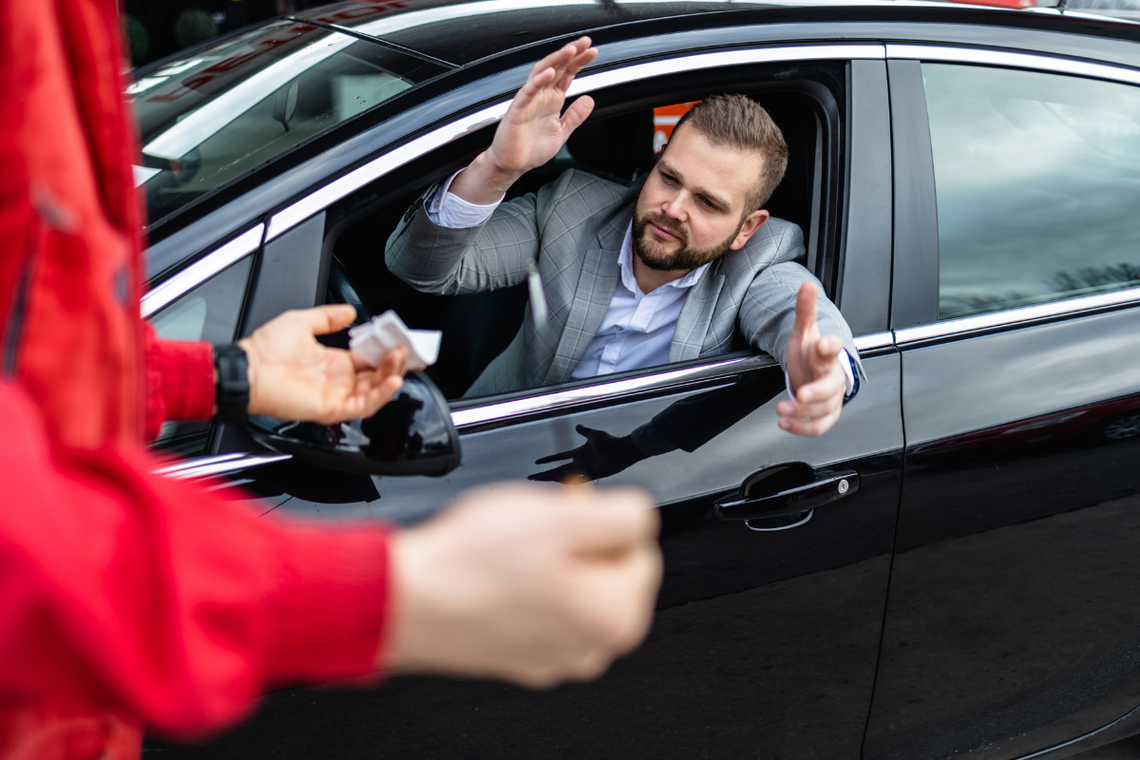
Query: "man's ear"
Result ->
[[729, 209, 770, 250]]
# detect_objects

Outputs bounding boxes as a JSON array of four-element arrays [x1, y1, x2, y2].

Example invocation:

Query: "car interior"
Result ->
[[325, 86, 832, 401]]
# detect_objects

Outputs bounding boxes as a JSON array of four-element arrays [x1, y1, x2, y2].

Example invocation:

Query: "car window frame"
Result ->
[[887, 44, 1140, 347]]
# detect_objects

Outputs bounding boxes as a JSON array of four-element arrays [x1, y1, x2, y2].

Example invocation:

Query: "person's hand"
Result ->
[[386, 482, 662, 688], [449, 37, 597, 204], [238, 305, 407, 424], [778, 282, 847, 437], [530, 425, 648, 483]]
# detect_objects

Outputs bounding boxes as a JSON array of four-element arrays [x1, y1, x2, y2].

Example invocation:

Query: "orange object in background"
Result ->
[[652, 102, 694, 152]]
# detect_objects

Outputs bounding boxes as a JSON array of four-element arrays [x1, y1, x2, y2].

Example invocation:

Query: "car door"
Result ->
[[147, 46, 903, 759], [865, 48, 1140, 760]]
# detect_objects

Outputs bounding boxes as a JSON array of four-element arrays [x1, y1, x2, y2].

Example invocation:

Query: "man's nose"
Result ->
[[661, 192, 687, 221]]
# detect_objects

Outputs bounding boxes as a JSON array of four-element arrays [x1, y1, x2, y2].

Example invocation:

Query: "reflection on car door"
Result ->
[[866, 56, 1140, 760]]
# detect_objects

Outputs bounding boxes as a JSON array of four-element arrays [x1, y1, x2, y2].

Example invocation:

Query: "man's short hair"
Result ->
[[671, 95, 789, 212]]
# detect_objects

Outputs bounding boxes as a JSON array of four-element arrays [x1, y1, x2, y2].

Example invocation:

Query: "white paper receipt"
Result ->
[[348, 310, 442, 371]]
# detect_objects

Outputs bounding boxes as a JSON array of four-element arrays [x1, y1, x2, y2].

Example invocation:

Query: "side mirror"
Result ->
[[246, 371, 461, 476]]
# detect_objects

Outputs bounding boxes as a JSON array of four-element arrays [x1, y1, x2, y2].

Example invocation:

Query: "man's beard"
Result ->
[[632, 210, 743, 272]]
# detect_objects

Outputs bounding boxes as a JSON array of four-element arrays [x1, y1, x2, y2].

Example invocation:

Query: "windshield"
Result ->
[[131, 21, 444, 227]]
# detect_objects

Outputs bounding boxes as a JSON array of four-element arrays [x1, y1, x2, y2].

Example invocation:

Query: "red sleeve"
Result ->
[[143, 323, 215, 440], [0, 380, 393, 738]]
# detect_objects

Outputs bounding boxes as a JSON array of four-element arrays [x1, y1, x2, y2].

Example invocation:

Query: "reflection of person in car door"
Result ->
[[387, 37, 864, 437], [0, 7, 661, 759]]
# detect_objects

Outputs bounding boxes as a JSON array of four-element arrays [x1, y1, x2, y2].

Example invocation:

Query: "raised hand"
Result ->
[[239, 304, 408, 425], [385, 482, 661, 688], [449, 37, 597, 204], [777, 282, 848, 437]]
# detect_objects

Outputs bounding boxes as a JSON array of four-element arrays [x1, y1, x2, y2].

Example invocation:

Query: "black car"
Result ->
[[138, 2, 1140, 757]]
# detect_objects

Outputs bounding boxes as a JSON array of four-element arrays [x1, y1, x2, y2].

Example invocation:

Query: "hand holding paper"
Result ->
[[349, 310, 443, 371]]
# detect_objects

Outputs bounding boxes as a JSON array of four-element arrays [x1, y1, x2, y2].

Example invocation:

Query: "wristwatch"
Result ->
[[213, 343, 250, 422]]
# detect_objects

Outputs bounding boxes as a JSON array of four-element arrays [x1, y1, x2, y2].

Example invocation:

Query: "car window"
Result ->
[[149, 257, 253, 455], [330, 75, 838, 401], [922, 64, 1140, 320], [130, 21, 444, 228]]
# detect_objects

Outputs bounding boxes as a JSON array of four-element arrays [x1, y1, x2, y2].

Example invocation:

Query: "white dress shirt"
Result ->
[[426, 172, 854, 396]]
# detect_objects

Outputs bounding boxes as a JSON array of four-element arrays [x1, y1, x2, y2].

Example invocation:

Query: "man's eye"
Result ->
[[700, 197, 717, 210], [661, 173, 678, 185]]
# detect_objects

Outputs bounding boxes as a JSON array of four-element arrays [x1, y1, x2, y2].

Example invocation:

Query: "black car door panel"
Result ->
[[868, 52, 1140, 760], [157, 345, 901, 759]]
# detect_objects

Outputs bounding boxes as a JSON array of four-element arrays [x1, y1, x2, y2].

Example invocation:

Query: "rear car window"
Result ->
[[922, 63, 1140, 320], [131, 21, 444, 228]]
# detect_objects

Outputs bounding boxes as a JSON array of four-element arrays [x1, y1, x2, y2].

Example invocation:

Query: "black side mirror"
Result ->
[[246, 371, 461, 476]]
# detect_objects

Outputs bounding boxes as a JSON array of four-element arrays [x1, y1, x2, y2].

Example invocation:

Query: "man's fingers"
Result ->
[[792, 281, 819, 339], [513, 66, 558, 111], [777, 408, 842, 437], [556, 45, 598, 90], [560, 95, 594, 135]]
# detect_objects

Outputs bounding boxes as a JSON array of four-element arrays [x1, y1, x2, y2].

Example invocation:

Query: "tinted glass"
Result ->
[[149, 257, 253, 455], [130, 22, 443, 227], [923, 64, 1140, 320]]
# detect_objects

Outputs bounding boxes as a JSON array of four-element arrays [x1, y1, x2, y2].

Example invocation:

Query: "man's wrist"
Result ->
[[455, 152, 524, 202]]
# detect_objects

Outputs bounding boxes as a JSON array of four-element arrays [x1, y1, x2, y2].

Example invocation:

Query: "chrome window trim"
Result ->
[[895, 286, 1140, 346], [264, 43, 885, 243], [853, 331, 893, 352], [141, 225, 264, 318], [885, 44, 1140, 87], [449, 354, 775, 429], [154, 451, 291, 479]]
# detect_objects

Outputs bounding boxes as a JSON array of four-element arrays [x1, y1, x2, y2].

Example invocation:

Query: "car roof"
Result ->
[[289, 0, 1140, 66]]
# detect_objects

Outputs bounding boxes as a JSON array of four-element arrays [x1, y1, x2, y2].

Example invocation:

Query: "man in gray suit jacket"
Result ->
[[387, 37, 864, 437]]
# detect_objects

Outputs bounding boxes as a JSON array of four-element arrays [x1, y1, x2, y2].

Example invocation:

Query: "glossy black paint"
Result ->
[[866, 307, 1140, 760]]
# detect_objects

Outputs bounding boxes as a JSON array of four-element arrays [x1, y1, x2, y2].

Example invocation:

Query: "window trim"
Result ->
[[451, 332, 893, 429], [152, 330, 894, 477], [141, 225, 264, 317], [895, 286, 1140, 347]]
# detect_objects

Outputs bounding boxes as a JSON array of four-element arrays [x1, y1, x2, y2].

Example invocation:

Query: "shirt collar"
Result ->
[[618, 223, 711, 296]]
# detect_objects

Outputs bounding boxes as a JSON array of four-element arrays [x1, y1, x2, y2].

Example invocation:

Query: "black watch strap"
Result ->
[[214, 343, 250, 423]]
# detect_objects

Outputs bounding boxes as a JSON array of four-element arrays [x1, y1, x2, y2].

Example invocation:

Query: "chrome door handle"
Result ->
[[714, 470, 860, 521]]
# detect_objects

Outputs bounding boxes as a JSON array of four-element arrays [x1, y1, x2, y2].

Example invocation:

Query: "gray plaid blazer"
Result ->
[[386, 169, 864, 398]]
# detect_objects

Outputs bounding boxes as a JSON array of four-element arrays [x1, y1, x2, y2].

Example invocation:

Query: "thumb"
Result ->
[[300, 304, 358, 336], [792, 281, 818, 339]]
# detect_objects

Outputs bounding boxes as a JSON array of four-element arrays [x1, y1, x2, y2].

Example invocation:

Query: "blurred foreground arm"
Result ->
[[388, 484, 661, 687]]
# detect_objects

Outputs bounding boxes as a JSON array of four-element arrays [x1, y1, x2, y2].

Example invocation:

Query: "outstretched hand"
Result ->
[[239, 305, 407, 424], [777, 282, 847, 437], [450, 37, 597, 204]]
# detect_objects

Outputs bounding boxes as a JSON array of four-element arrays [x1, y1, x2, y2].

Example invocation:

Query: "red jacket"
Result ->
[[0, 1, 393, 757]]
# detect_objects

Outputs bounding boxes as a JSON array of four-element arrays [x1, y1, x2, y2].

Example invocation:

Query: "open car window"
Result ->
[[326, 66, 844, 402]]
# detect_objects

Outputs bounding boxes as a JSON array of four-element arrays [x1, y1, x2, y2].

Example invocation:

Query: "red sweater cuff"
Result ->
[[264, 523, 393, 686], [153, 339, 215, 423]]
